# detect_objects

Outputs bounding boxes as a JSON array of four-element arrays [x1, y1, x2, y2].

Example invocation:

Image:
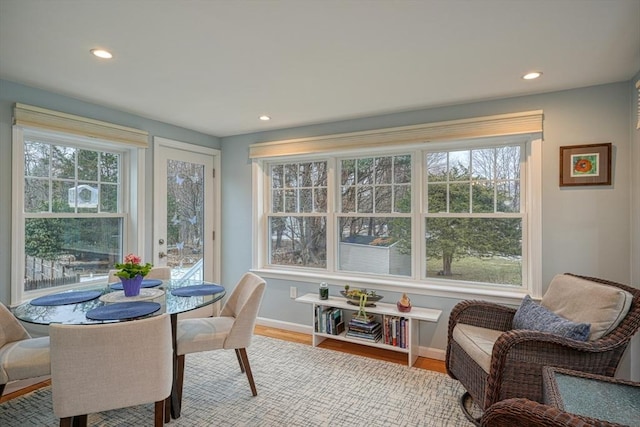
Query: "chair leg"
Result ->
[[459, 391, 481, 427], [237, 348, 257, 396], [176, 354, 186, 408], [235, 348, 245, 373], [164, 396, 171, 423], [154, 400, 164, 427], [71, 414, 87, 427]]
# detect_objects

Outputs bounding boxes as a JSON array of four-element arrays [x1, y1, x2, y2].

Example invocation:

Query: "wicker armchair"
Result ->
[[480, 398, 622, 427], [446, 273, 640, 424]]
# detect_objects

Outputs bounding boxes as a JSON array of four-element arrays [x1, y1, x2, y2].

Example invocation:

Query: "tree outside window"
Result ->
[[425, 146, 522, 285]]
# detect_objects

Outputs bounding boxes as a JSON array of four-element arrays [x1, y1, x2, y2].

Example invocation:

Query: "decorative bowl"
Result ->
[[340, 290, 383, 307]]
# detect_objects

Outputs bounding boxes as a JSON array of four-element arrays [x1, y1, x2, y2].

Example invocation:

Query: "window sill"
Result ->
[[251, 268, 528, 306]]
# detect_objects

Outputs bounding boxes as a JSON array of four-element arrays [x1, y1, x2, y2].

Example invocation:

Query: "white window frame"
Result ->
[[11, 126, 146, 305], [336, 152, 414, 276], [264, 159, 330, 271], [252, 137, 542, 303], [251, 112, 543, 303]]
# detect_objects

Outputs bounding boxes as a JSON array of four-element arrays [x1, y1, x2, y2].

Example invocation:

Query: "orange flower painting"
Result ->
[[571, 154, 598, 177]]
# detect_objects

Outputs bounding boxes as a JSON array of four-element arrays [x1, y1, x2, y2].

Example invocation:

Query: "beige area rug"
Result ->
[[0, 335, 474, 426]]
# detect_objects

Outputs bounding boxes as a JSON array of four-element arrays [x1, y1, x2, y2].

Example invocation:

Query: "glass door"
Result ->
[[153, 137, 220, 283]]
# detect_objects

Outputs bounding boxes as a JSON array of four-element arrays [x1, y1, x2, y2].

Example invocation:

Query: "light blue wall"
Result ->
[[0, 79, 221, 304], [221, 81, 635, 355]]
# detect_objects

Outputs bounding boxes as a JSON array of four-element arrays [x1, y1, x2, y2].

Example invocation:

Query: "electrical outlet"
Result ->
[[290, 286, 297, 299]]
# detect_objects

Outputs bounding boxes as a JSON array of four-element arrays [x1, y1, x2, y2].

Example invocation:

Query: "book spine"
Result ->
[[392, 319, 397, 346]]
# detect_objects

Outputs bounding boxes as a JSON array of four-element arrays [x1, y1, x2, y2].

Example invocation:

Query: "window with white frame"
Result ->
[[252, 111, 543, 297], [338, 154, 412, 276], [424, 144, 523, 285], [11, 104, 147, 305], [268, 161, 328, 268]]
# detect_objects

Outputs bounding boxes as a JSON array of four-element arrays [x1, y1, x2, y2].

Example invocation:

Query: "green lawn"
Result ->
[[426, 255, 521, 285]]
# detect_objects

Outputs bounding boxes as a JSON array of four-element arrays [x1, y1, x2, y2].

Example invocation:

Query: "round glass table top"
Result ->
[[13, 279, 225, 324]]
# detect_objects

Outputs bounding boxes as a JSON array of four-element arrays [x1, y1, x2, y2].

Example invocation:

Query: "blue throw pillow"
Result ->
[[512, 295, 590, 341]]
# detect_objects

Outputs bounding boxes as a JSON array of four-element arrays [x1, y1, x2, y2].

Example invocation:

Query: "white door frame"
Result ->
[[153, 136, 221, 283]]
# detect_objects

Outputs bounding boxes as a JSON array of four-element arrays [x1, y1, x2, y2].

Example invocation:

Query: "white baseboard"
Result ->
[[256, 316, 311, 334], [419, 347, 446, 361], [255, 317, 446, 361]]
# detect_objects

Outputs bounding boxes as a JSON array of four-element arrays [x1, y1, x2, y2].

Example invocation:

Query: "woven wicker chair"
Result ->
[[446, 273, 640, 425], [480, 398, 622, 427]]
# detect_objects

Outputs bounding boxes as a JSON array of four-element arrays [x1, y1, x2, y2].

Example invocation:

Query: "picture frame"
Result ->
[[559, 143, 612, 187]]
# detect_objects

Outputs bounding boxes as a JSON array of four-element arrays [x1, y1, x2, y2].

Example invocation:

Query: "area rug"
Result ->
[[0, 335, 474, 426]]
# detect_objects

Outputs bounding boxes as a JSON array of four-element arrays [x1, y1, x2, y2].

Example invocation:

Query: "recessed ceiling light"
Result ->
[[259, 115, 271, 121], [522, 71, 542, 80], [90, 49, 113, 59]]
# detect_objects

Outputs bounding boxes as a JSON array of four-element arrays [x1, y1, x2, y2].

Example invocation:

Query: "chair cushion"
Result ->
[[176, 316, 234, 356], [452, 323, 503, 373], [0, 336, 50, 384], [541, 274, 633, 340], [513, 295, 590, 341]]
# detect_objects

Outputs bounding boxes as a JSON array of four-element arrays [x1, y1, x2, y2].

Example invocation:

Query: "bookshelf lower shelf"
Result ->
[[295, 293, 442, 366]]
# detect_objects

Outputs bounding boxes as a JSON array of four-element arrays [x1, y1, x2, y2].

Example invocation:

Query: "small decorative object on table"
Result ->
[[114, 253, 153, 297], [397, 293, 412, 312], [340, 285, 383, 307], [319, 282, 329, 300]]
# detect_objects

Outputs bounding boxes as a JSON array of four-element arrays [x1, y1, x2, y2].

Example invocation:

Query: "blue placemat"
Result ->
[[85, 301, 161, 321], [110, 279, 163, 291], [30, 290, 102, 306], [171, 284, 225, 297]]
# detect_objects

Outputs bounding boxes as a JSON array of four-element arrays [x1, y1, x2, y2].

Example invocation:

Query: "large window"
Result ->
[[268, 161, 328, 268], [12, 125, 144, 304], [338, 155, 412, 276], [424, 145, 523, 285], [258, 141, 531, 294], [252, 112, 542, 297]]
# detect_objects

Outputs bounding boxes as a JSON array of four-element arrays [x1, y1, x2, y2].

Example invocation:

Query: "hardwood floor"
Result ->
[[254, 325, 446, 373], [0, 326, 446, 404], [0, 379, 51, 404]]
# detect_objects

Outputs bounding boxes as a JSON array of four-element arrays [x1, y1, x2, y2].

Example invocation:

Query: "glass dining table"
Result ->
[[12, 279, 226, 420]]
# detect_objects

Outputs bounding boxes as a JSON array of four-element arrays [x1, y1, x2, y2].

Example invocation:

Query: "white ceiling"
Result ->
[[1, 0, 639, 137]]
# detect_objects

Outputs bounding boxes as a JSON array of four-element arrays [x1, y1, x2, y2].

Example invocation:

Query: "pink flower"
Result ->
[[115, 253, 152, 279], [124, 253, 142, 264]]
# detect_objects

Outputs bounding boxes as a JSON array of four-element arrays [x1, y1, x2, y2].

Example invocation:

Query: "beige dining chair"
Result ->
[[0, 302, 50, 397], [50, 314, 173, 427], [175, 272, 266, 407]]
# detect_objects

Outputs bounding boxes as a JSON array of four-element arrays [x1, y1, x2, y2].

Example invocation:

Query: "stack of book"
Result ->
[[315, 306, 345, 335], [346, 313, 382, 342], [382, 315, 407, 348]]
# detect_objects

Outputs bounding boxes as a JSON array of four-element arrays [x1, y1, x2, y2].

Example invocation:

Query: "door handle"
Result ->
[[158, 251, 167, 259]]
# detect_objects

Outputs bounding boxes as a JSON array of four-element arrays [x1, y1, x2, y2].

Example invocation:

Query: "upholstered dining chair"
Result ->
[[0, 302, 50, 397], [175, 272, 266, 406], [446, 273, 640, 425], [50, 314, 173, 427]]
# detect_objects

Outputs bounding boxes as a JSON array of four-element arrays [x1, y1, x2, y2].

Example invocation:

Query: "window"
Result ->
[[424, 145, 523, 285], [268, 161, 328, 268], [12, 105, 147, 305], [252, 111, 542, 298], [338, 155, 412, 276]]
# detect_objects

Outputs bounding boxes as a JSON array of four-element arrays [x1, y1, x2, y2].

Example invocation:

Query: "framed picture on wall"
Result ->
[[559, 143, 612, 187]]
